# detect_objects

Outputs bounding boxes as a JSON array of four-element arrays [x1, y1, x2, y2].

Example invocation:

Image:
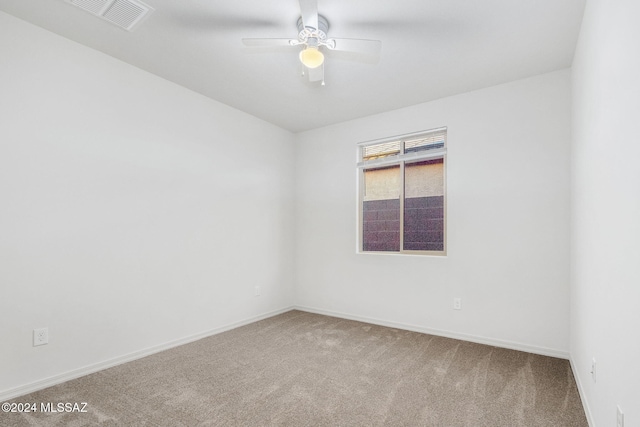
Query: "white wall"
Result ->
[[0, 11, 295, 397], [11, 4, 640, 422], [570, 0, 640, 425], [295, 70, 572, 357]]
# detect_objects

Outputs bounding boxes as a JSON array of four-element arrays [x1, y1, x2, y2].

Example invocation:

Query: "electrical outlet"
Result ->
[[33, 328, 48, 346], [617, 405, 624, 427], [254, 286, 261, 296], [591, 358, 596, 382], [453, 298, 462, 310]]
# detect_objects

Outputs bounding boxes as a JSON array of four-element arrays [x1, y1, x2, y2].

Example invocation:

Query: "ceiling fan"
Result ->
[[241, 0, 382, 85]]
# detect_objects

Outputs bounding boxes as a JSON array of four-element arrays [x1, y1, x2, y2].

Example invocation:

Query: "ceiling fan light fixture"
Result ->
[[299, 46, 324, 68]]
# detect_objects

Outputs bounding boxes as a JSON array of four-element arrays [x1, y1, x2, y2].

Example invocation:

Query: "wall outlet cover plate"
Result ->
[[33, 328, 49, 346]]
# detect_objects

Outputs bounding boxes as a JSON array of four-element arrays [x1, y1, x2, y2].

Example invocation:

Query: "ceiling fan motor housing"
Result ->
[[297, 15, 329, 44]]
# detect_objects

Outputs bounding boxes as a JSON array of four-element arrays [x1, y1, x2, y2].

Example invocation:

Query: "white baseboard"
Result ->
[[294, 305, 570, 360], [569, 356, 595, 427], [2, 305, 573, 402], [0, 306, 295, 402]]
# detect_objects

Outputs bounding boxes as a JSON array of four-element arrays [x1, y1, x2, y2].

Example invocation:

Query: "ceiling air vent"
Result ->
[[66, 0, 153, 31]]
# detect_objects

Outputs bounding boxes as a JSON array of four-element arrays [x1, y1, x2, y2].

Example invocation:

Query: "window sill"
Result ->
[[356, 250, 447, 258]]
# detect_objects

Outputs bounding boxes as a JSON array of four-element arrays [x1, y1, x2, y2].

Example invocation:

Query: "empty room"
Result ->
[[0, 0, 638, 426]]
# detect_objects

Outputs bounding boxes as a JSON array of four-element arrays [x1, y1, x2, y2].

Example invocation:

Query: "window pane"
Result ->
[[404, 132, 446, 154], [362, 140, 400, 161], [403, 159, 444, 251], [363, 165, 400, 252]]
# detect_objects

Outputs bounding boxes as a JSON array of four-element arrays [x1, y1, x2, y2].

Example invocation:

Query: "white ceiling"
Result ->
[[0, 0, 585, 133]]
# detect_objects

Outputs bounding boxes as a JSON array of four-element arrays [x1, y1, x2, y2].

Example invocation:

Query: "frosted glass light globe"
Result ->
[[299, 46, 324, 69]]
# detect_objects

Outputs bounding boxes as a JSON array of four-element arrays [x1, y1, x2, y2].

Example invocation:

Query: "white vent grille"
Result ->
[[103, 0, 146, 29], [66, 0, 153, 31], [70, 0, 110, 14]]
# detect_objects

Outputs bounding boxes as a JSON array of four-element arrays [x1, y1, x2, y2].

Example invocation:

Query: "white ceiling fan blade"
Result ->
[[242, 38, 299, 47], [298, 0, 318, 29], [307, 64, 324, 83], [326, 38, 382, 56]]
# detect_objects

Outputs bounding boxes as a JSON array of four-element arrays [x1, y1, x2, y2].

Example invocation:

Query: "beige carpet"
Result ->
[[3, 310, 587, 426]]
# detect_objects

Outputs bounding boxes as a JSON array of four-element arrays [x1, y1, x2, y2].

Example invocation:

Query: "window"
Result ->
[[358, 128, 447, 255]]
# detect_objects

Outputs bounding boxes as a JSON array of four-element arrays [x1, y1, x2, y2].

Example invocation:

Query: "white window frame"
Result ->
[[357, 127, 447, 256]]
